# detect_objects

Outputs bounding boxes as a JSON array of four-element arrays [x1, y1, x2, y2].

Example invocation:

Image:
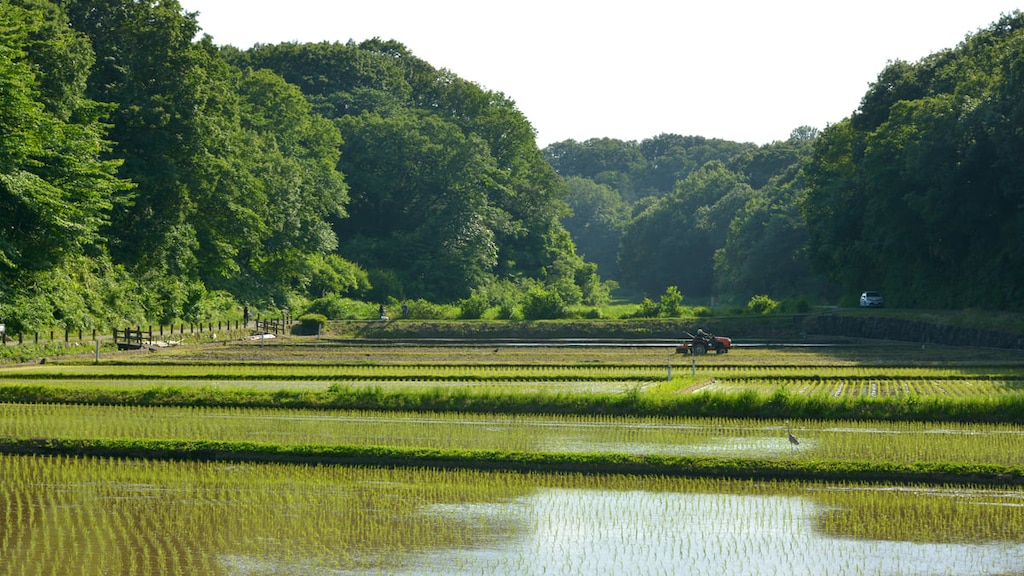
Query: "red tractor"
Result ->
[[675, 330, 731, 355]]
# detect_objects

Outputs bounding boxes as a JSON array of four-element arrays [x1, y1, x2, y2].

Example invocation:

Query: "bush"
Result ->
[[577, 307, 603, 319], [521, 287, 567, 320], [293, 314, 328, 336], [630, 298, 661, 318], [395, 298, 458, 320], [748, 294, 780, 315], [364, 269, 405, 303], [305, 295, 377, 320], [626, 287, 685, 318], [459, 292, 490, 319], [659, 286, 683, 317], [780, 297, 812, 314]]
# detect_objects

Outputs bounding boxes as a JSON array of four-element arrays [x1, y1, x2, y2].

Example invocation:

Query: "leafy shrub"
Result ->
[[395, 298, 458, 320], [630, 298, 661, 318], [305, 295, 377, 320], [459, 292, 490, 319], [748, 294, 780, 314], [364, 269, 404, 303], [521, 287, 566, 320], [691, 306, 712, 317], [626, 287, 685, 318], [293, 314, 327, 336], [659, 286, 683, 317], [306, 254, 370, 297], [575, 307, 603, 319]]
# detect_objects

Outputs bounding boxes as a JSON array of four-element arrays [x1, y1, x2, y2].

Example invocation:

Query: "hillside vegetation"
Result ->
[[2, 1, 1023, 341]]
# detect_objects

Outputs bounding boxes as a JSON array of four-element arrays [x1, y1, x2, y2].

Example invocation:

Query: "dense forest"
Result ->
[[546, 11, 1024, 310], [1, 1, 1022, 335]]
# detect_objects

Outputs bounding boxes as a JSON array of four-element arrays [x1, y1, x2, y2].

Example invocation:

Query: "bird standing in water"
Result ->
[[786, 421, 799, 453]]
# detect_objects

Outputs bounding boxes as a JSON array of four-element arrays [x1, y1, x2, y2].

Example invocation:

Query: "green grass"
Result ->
[[2, 437, 1021, 486]]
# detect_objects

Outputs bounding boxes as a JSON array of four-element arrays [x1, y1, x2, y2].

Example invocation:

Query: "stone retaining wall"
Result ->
[[806, 314, 1024, 350]]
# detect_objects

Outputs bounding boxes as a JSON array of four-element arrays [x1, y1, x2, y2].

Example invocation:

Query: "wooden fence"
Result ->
[[0, 313, 292, 348]]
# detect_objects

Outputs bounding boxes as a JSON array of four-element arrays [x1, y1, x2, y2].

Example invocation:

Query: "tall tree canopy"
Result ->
[[546, 132, 819, 302], [804, 11, 1024, 309], [714, 130, 825, 300], [0, 0, 132, 330], [59, 0, 354, 320], [234, 39, 589, 303], [334, 111, 500, 301], [618, 161, 754, 297]]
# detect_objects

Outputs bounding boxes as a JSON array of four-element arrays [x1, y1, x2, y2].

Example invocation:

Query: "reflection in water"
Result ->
[[404, 490, 1024, 576], [0, 455, 1022, 575]]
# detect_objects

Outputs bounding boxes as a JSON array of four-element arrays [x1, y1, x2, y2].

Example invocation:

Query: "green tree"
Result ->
[[64, 0, 205, 277], [229, 67, 349, 300], [561, 176, 629, 280], [0, 0, 131, 329], [619, 162, 752, 298], [334, 112, 500, 301], [239, 39, 593, 303], [715, 132, 826, 301], [805, 12, 1024, 309]]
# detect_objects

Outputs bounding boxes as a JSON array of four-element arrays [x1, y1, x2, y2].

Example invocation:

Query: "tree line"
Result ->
[[0, 0, 602, 333], [2, 1, 1022, 337], [551, 11, 1024, 311]]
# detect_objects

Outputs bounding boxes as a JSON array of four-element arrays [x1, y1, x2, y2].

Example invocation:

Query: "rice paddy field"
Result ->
[[1, 337, 1024, 575]]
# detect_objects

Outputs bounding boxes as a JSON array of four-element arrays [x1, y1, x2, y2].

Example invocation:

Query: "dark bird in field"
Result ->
[[786, 421, 799, 448]]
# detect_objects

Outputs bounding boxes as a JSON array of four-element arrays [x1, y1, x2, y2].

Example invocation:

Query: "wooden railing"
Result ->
[[0, 313, 292, 348]]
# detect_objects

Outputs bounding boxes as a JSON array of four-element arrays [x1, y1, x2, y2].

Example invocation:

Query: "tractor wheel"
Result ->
[[691, 342, 707, 355]]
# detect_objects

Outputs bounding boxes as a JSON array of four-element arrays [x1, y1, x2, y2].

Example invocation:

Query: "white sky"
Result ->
[[177, 0, 1021, 147]]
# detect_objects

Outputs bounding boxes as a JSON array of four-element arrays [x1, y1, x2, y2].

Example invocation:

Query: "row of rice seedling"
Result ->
[[4, 361, 1020, 402], [3, 402, 1022, 467], [0, 454, 1021, 575], [684, 363, 1024, 381], [696, 376, 1019, 398], [143, 339, 1024, 367], [0, 361, 672, 383]]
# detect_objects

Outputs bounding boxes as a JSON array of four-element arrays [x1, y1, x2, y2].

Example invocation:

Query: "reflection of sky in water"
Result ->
[[398, 490, 1024, 576]]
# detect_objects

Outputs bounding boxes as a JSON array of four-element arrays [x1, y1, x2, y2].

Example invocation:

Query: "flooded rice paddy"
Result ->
[[0, 456, 1021, 575], [3, 342, 1024, 574], [2, 403, 1023, 466]]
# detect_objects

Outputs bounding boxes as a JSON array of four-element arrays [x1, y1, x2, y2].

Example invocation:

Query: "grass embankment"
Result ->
[[3, 382, 1024, 423], [1, 437, 1020, 487]]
